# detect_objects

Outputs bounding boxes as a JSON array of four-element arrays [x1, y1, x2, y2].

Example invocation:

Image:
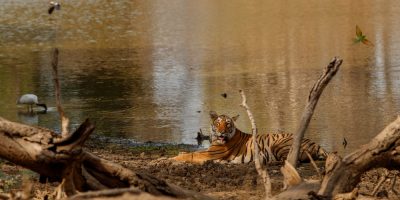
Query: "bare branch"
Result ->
[[371, 169, 389, 196], [0, 117, 210, 199], [239, 90, 272, 199], [286, 57, 343, 167], [274, 116, 400, 198], [305, 151, 322, 179], [51, 48, 70, 137], [318, 116, 400, 197], [390, 176, 400, 196]]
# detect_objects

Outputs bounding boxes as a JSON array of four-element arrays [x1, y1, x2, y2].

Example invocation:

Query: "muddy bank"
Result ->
[[0, 136, 399, 199], [84, 137, 322, 199]]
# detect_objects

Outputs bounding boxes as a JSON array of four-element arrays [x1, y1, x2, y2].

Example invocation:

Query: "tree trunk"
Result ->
[[0, 117, 211, 200]]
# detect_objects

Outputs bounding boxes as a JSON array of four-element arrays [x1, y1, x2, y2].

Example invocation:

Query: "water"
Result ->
[[1, 1, 400, 155]]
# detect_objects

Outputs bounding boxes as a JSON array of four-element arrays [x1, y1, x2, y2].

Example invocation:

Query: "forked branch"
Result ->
[[318, 116, 400, 197], [286, 57, 343, 167]]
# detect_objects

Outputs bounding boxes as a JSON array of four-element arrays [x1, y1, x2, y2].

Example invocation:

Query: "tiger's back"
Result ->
[[224, 130, 327, 164]]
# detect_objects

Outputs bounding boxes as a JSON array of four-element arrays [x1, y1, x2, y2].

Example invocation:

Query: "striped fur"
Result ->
[[173, 112, 328, 164]]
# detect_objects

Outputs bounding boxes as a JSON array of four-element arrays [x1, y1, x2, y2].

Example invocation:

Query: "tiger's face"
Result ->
[[210, 111, 239, 145]]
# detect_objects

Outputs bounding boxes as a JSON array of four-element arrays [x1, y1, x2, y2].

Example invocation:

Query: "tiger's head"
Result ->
[[209, 111, 240, 145]]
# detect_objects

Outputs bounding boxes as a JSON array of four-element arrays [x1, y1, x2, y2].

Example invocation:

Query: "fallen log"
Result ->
[[274, 116, 400, 199], [317, 116, 400, 197], [0, 117, 211, 200]]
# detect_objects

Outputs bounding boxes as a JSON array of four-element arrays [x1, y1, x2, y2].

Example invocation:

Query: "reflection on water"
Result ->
[[1, 1, 400, 154], [17, 110, 47, 125]]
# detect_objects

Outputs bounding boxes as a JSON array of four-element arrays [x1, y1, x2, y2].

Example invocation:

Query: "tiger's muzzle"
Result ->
[[211, 128, 235, 145]]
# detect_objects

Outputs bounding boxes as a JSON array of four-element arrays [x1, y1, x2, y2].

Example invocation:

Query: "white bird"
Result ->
[[17, 94, 47, 112], [48, 1, 61, 15]]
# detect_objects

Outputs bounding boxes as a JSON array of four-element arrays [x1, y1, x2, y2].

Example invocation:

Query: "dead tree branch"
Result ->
[[390, 175, 400, 196], [51, 48, 69, 137], [239, 90, 272, 199], [371, 169, 389, 196], [286, 57, 342, 167], [305, 151, 322, 179], [280, 161, 302, 190], [318, 116, 400, 197], [274, 115, 400, 199], [0, 117, 211, 200]]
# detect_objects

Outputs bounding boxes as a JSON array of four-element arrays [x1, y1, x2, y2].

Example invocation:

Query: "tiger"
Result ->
[[172, 111, 328, 164]]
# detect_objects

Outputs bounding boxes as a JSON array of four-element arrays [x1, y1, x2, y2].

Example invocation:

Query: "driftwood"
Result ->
[[0, 117, 211, 200], [274, 116, 400, 199], [239, 90, 272, 198], [317, 116, 400, 197], [286, 57, 342, 168], [272, 57, 400, 199]]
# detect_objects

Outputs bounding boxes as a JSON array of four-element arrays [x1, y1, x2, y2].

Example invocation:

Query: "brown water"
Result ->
[[1, 1, 400, 154]]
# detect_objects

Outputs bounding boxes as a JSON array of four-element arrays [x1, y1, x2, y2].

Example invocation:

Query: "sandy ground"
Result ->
[[0, 137, 399, 199]]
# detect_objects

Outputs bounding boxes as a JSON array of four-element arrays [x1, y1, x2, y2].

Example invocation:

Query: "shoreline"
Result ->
[[0, 136, 398, 199]]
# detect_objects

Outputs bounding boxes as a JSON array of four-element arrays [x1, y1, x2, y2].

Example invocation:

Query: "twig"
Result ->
[[371, 169, 389, 196], [51, 48, 70, 136], [239, 90, 272, 199], [286, 57, 342, 167], [68, 187, 142, 199], [53, 179, 66, 200], [390, 175, 400, 196], [305, 151, 322, 179]]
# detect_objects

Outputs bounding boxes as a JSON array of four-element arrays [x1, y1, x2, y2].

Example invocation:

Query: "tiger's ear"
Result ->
[[209, 111, 219, 121], [232, 114, 240, 121]]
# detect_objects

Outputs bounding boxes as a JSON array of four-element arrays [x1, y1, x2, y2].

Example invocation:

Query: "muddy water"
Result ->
[[1, 1, 400, 154]]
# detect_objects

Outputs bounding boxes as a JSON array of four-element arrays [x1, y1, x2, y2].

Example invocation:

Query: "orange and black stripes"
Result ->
[[172, 113, 328, 164]]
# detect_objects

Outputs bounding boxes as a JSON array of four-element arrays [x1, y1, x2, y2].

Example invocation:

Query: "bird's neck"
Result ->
[[36, 103, 47, 111]]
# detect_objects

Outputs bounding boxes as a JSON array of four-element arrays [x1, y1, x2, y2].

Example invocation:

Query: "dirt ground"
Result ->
[[0, 137, 399, 200]]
